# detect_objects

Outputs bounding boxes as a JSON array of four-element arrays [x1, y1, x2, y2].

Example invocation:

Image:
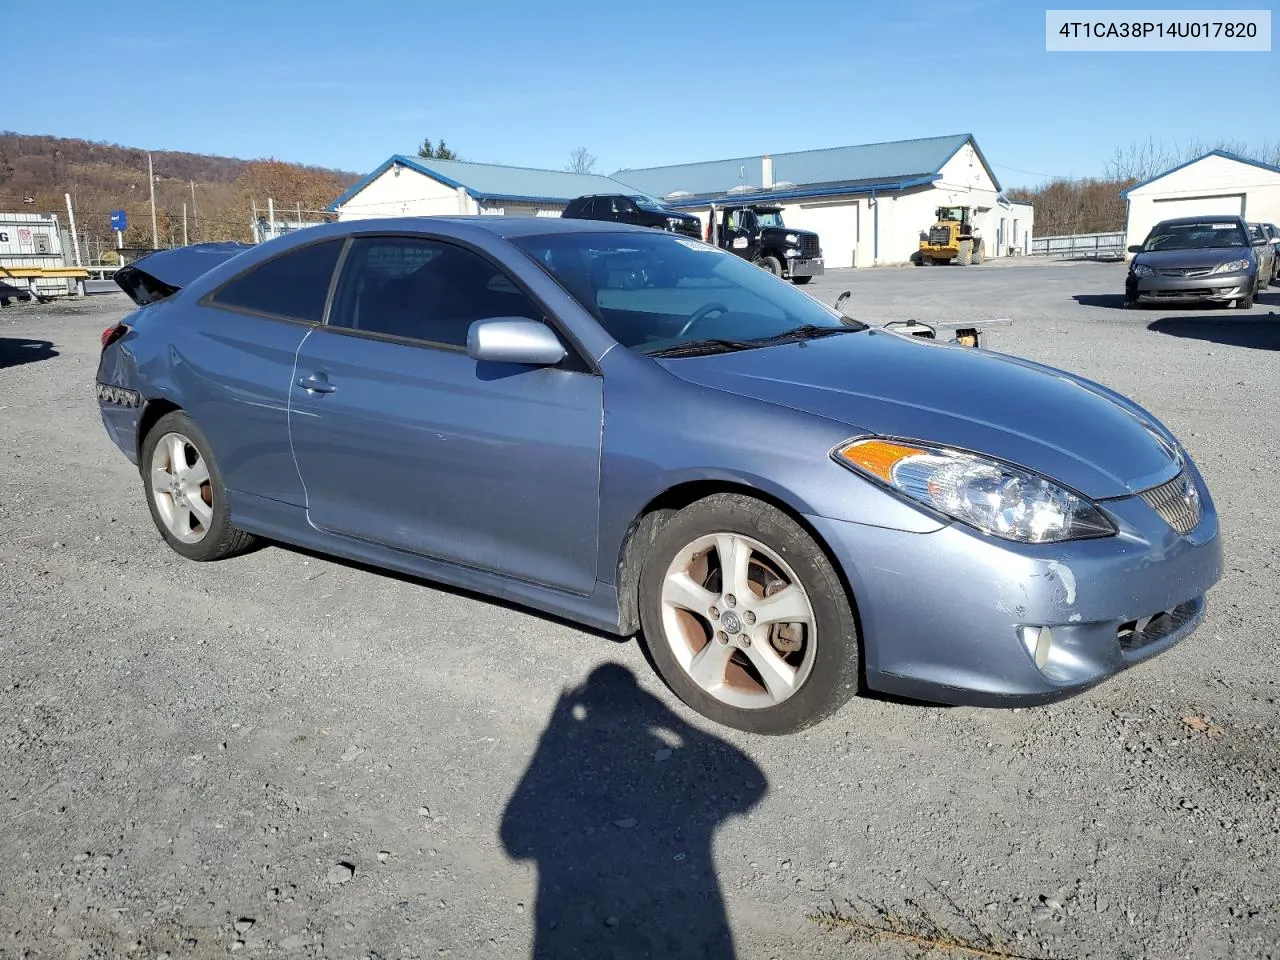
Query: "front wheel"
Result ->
[[791, 275, 813, 285], [755, 255, 783, 277], [1235, 279, 1257, 309], [140, 411, 259, 561], [638, 494, 861, 734]]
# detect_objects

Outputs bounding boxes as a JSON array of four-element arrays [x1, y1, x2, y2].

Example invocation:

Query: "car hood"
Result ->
[[657, 331, 1179, 499], [114, 242, 253, 305], [1132, 247, 1250, 270]]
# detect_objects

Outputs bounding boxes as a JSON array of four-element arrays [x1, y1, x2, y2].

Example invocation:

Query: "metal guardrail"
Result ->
[[1029, 232, 1126, 259]]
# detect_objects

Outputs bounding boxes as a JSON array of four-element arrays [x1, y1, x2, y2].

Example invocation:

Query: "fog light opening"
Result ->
[[1020, 625, 1054, 670]]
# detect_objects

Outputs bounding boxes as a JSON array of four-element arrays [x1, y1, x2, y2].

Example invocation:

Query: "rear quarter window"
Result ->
[[209, 239, 345, 322]]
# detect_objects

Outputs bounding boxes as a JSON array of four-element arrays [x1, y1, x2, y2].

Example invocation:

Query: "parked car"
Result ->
[[1248, 222, 1277, 287], [100, 220, 1222, 734], [1125, 215, 1264, 308], [562, 194, 701, 238], [1258, 222, 1280, 283]]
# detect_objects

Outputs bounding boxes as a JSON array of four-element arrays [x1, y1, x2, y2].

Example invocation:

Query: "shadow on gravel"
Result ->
[[501, 663, 766, 959], [1148, 313, 1280, 351], [0, 337, 58, 369]]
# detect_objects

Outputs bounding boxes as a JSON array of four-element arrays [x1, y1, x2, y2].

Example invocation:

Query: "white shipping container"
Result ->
[[0, 211, 74, 298]]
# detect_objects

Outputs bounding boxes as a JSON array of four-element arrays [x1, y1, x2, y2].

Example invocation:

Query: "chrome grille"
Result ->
[[1140, 472, 1201, 534], [1157, 267, 1212, 278]]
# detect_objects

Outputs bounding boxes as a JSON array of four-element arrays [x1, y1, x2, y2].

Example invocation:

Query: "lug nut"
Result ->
[[725, 594, 737, 608], [717, 631, 729, 644], [744, 611, 756, 625], [709, 606, 720, 619], [740, 636, 752, 647]]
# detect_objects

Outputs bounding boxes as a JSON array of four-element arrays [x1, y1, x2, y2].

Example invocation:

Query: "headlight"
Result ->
[[785, 247, 801, 258], [1131, 264, 1155, 278], [834, 438, 1116, 543], [785, 233, 798, 244], [1212, 258, 1249, 274]]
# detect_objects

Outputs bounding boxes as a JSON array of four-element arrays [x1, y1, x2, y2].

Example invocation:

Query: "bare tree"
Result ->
[[565, 147, 597, 174]]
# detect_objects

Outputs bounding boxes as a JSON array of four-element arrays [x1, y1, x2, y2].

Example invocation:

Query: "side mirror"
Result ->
[[1252, 237, 1268, 246], [466, 317, 567, 366], [1127, 245, 1144, 253]]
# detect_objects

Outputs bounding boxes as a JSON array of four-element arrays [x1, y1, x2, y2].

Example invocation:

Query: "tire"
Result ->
[[1235, 279, 1257, 310], [140, 410, 259, 561], [756, 255, 783, 277], [956, 240, 973, 266], [972, 239, 985, 264], [637, 493, 860, 735], [791, 275, 813, 285]]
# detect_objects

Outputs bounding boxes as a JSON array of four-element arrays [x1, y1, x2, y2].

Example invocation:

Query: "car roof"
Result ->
[[1152, 215, 1246, 227]]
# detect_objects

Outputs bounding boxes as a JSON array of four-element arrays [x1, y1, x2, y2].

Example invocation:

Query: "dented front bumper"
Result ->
[[804, 465, 1223, 706]]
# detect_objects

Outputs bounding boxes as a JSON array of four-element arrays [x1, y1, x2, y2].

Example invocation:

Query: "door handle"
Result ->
[[298, 374, 336, 394]]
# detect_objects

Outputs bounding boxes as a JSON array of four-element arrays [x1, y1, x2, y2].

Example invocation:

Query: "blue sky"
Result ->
[[21, 0, 1277, 187]]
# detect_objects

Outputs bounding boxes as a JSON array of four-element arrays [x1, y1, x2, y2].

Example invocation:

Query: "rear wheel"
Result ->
[[141, 411, 259, 561], [956, 240, 973, 266], [638, 494, 860, 734], [756, 255, 783, 277]]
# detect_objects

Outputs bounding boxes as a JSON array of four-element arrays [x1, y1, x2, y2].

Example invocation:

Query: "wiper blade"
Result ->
[[646, 338, 760, 358], [752, 322, 868, 345]]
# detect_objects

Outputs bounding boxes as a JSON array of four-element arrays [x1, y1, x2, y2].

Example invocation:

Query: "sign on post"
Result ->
[[110, 209, 127, 232]]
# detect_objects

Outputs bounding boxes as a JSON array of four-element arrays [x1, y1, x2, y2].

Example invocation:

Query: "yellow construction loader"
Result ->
[[918, 206, 985, 266]]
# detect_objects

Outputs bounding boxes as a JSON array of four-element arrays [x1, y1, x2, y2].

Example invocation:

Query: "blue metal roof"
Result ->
[[329, 154, 650, 211], [611, 134, 998, 201], [1120, 149, 1280, 198]]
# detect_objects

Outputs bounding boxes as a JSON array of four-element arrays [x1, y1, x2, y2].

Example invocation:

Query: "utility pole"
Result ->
[[190, 180, 198, 241], [148, 152, 158, 249], [183, 202, 188, 246], [63, 193, 82, 266]]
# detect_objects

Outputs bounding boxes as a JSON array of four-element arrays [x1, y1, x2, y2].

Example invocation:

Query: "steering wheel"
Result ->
[[676, 302, 729, 339]]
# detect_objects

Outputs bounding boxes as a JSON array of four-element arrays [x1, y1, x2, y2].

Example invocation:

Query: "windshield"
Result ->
[[631, 196, 670, 214], [512, 231, 854, 355], [1249, 223, 1266, 241], [1143, 221, 1248, 251], [754, 210, 785, 228]]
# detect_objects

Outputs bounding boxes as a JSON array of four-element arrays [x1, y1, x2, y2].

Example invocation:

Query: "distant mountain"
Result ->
[[0, 132, 360, 251]]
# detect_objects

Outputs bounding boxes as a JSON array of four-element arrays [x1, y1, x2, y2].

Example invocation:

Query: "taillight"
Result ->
[[101, 323, 128, 351]]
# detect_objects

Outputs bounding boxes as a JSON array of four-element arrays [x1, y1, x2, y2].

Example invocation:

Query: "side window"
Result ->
[[579, 198, 599, 217], [328, 236, 545, 348], [210, 239, 344, 322], [615, 197, 636, 216]]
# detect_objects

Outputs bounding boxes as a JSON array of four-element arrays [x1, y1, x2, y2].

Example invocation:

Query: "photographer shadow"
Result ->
[[501, 663, 767, 959]]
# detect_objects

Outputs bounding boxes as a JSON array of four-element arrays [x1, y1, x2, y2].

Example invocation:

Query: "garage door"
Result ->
[[789, 202, 859, 269], [1153, 194, 1245, 217]]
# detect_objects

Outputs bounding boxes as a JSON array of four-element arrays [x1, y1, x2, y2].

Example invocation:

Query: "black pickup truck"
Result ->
[[707, 204, 824, 284]]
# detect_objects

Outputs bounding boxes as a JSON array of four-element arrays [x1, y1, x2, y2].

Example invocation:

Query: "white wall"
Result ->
[[335, 165, 476, 220], [1125, 154, 1280, 249]]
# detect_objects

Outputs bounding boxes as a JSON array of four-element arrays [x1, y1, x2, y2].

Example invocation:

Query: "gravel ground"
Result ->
[[1, 260, 1277, 960]]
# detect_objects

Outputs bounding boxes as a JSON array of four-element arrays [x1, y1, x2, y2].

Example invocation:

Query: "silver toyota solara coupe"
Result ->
[[97, 218, 1222, 734]]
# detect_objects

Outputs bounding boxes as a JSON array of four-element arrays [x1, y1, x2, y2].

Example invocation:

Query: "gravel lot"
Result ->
[[2, 259, 1278, 960]]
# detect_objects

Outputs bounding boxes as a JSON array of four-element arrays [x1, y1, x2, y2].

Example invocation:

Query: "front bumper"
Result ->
[[1127, 270, 1254, 304], [787, 257, 824, 278], [805, 467, 1222, 706]]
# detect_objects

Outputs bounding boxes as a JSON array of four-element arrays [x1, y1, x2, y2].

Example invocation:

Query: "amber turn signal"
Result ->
[[837, 439, 928, 483]]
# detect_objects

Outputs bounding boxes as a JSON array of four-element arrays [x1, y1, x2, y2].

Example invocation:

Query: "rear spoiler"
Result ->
[[114, 242, 253, 306]]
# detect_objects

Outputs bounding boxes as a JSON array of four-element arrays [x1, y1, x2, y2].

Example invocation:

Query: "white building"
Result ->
[[1122, 150, 1280, 251], [329, 135, 1035, 269], [329, 155, 645, 220], [611, 134, 1034, 268]]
